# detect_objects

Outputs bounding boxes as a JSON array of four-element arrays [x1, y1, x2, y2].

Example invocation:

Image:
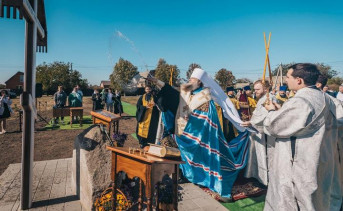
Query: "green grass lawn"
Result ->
[[122, 101, 136, 116], [131, 133, 137, 140], [44, 115, 93, 130], [44, 101, 137, 130], [221, 194, 266, 211]]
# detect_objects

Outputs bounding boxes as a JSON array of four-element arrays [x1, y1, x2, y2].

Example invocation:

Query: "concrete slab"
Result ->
[[0, 159, 80, 211]]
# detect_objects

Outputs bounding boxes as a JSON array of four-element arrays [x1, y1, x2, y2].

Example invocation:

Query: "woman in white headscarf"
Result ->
[[0, 90, 13, 134]]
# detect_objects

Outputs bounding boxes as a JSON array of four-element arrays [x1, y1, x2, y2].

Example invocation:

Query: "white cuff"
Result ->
[[156, 80, 165, 88]]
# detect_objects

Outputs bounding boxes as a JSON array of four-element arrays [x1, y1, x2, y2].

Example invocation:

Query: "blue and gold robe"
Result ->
[[159, 84, 249, 198]]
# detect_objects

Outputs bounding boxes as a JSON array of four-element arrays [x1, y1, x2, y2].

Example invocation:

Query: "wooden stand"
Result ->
[[107, 147, 185, 211], [53, 107, 70, 118], [91, 110, 120, 135], [53, 107, 83, 127], [70, 107, 83, 127]]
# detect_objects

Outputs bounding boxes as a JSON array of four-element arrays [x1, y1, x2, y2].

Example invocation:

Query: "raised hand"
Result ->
[[264, 101, 276, 111], [240, 121, 251, 127], [146, 77, 158, 83]]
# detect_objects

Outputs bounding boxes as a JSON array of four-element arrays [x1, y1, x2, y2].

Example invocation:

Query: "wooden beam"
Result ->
[[22, 0, 44, 38], [20, 92, 37, 119], [0, 0, 3, 17], [1, 0, 23, 19], [21, 0, 38, 208], [6, 2, 9, 18], [1, 0, 48, 51]]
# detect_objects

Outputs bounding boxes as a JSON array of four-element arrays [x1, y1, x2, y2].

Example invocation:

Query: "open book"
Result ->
[[147, 144, 181, 158]]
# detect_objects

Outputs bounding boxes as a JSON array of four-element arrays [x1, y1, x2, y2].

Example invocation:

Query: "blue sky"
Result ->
[[1, 0, 343, 85]]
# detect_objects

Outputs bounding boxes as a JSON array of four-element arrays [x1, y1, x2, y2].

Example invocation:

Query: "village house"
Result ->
[[100, 80, 111, 89], [5, 71, 24, 90]]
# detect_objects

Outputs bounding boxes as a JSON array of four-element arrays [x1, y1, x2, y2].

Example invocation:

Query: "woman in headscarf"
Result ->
[[0, 90, 12, 134]]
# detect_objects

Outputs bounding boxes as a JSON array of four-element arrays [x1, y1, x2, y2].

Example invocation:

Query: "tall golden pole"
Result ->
[[266, 34, 273, 88], [262, 32, 271, 83], [262, 32, 272, 105], [169, 67, 174, 85]]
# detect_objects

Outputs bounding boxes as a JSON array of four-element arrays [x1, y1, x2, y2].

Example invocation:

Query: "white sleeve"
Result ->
[[263, 98, 312, 138], [250, 105, 269, 133], [155, 80, 165, 89]]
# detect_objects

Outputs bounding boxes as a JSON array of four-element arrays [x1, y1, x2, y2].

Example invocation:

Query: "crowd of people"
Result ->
[[53, 85, 83, 124], [91, 88, 123, 114], [52, 85, 123, 124], [135, 64, 343, 210]]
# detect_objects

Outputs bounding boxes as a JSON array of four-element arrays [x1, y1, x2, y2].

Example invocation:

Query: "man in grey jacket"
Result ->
[[53, 86, 67, 124]]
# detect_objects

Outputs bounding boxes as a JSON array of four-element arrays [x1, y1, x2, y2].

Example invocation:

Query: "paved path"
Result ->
[[178, 183, 228, 211], [0, 158, 227, 210]]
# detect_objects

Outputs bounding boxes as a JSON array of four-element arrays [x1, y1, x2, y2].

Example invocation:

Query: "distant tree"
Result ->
[[36, 61, 88, 95], [186, 63, 201, 79], [214, 68, 236, 89], [272, 62, 338, 79], [316, 63, 338, 79], [110, 58, 139, 91], [154, 58, 180, 86], [328, 76, 343, 85], [328, 76, 343, 91], [0, 84, 5, 89], [272, 63, 294, 76], [236, 78, 252, 83]]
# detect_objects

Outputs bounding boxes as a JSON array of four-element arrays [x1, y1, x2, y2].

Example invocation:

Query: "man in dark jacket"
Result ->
[[53, 86, 67, 123], [136, 85, 160, 148], [114, 90, 123, 115], [92, 89, 102, 111]]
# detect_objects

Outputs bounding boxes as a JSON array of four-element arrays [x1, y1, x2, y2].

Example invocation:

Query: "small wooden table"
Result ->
[[52, 107, 83, 127], [91, 110, 120, 135], [107, 147, 185, 211], [69, 107, 83, 127], [53, 107, 70, 118]]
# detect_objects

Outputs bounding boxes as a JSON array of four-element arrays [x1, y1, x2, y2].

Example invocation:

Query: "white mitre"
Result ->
[[190, 68, 246, 132], [190, 68, 207, 81]]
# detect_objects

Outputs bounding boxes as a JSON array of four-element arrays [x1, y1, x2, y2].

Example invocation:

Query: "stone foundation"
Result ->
[[71, 125, 112, 211]]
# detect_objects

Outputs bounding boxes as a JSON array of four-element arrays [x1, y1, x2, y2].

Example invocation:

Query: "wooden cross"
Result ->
[[1, 0, 47, 209]]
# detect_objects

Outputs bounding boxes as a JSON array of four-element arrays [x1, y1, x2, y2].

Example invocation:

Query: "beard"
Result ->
[[255, 92, 263, 100], [181, 82, 199, 92]]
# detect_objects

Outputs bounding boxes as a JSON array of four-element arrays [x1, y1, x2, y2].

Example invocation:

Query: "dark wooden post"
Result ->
[[21, 0, 37, 209]]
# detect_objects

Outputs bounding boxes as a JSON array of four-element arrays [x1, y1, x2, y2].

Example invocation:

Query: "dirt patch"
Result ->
[[0, 96, 140, 175]]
